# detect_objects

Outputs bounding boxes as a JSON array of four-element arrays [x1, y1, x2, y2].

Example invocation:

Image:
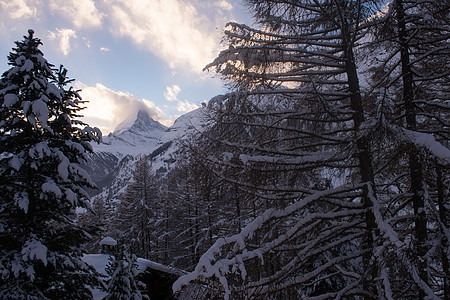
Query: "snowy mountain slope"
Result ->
[[83, 110, 167, 193], [87, 107, 208, 211], [150, 107, 209, 175], [93, 110, 167, 159]]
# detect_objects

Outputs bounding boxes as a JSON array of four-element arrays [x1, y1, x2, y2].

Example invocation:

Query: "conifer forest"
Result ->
[[0, 0, 449, 299]]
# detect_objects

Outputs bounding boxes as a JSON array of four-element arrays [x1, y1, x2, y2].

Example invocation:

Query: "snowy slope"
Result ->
[[93, 110, 167, 159], [87, 107, 208, 211], [83, 110, 167, 192], [150, 107, 209, 175]]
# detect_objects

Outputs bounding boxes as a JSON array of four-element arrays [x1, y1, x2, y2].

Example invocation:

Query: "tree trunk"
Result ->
[[395, 0, 429, 293], [436, 163, 449, 299], [344, 28, 378, 297]]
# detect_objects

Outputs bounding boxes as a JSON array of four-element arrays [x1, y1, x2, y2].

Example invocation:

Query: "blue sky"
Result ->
[[0, 0, 252, 134]]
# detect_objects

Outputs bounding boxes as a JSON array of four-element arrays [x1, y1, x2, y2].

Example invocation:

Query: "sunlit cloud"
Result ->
[[48, 0, 103, 29], [0, 0, 232, 74], [216, 0, 233, 11], [107, 0, 218, 73], [0, 0, 38, 19], [48, 28, 77, 55], [164, 85, 181, 102], [0, 0, 239, 133], [164, 84, 199, 113], [176, 100, 199, 112], [76, 82, 171, 134]]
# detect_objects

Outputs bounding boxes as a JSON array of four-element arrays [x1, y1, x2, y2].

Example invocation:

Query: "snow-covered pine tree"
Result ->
[[78, 196, 111, 253], [104, 246, 143, 300], [0, 30, 101, 299], [162, 154, 220, 271]]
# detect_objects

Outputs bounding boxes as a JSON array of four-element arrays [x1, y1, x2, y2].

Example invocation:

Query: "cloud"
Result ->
[[99, 47, 110, 52], [164, 84, 199, 113], [0, 0, 232, 75], [164, 85, 181, 102], [216, 0, 233, 11], [82, 37, 91, 48], [48, 28, 77, 55], [76, 82, 170, 134], [107, 0, 219, 73], [48, 0, 103, 29], [176, 100, 199, 112], [0, 0, 38, 19]]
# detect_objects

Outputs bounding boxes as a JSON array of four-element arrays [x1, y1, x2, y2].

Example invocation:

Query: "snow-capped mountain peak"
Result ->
[[92, 110, 167, 158], [114, 110, 166, 136]]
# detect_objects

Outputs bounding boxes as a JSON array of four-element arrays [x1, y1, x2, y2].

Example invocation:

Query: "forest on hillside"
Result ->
[[1, 0, 448, 299]]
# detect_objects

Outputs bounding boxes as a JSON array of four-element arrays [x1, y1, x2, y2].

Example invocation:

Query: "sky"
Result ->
[[0, 0, 253, 134]]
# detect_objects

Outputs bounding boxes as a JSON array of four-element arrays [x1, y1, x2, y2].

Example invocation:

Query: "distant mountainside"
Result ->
[[83, 110, 167, 193], [83, 108, 208, 203], [150, 108, 207, 174], [94, 110, 167, 158]]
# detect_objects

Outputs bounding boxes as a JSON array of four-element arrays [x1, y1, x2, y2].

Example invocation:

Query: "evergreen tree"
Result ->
[[104, 246, 143, 300], [114, 156, 157, 259], [0, 30, 101, 299], [78, 196, 110, 253]]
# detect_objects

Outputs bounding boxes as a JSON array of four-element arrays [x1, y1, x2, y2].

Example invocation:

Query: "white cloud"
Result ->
[[177, 99, 199, 112], [99, 47, 110, 52], [0, 0, 38, 19], [75, 82, 170, 134], [164, 85, 181, 102], [82, 37, 91, 48], [49, 0, 103, 29], [107, 0, 219, 73], [217, 0, 233, 11], [48, 28, 77, 55], [0, 0, 231, 75], [163, 84, 199, 113]]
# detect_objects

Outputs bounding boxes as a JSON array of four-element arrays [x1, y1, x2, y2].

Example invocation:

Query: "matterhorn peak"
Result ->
[[129, 110, 166, 133], [112, 110, 166, 136], [92, 110, 167, 158], [136, 109, 150, 121]]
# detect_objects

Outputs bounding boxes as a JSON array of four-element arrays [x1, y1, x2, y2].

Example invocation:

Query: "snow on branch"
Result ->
[[387, 123, 450, 162], [403, 129, 450, 161], [173, 183, 366, 298], [367, 183, 404, 250]]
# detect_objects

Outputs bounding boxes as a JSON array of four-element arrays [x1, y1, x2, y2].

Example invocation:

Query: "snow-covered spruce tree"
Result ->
[[0, 30, 101, 299], [104, 246, 143, 300]]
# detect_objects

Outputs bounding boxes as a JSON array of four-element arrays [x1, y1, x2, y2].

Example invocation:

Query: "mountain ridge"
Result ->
[[84, 108, 206, 197], [92, 110, 167, 158]]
